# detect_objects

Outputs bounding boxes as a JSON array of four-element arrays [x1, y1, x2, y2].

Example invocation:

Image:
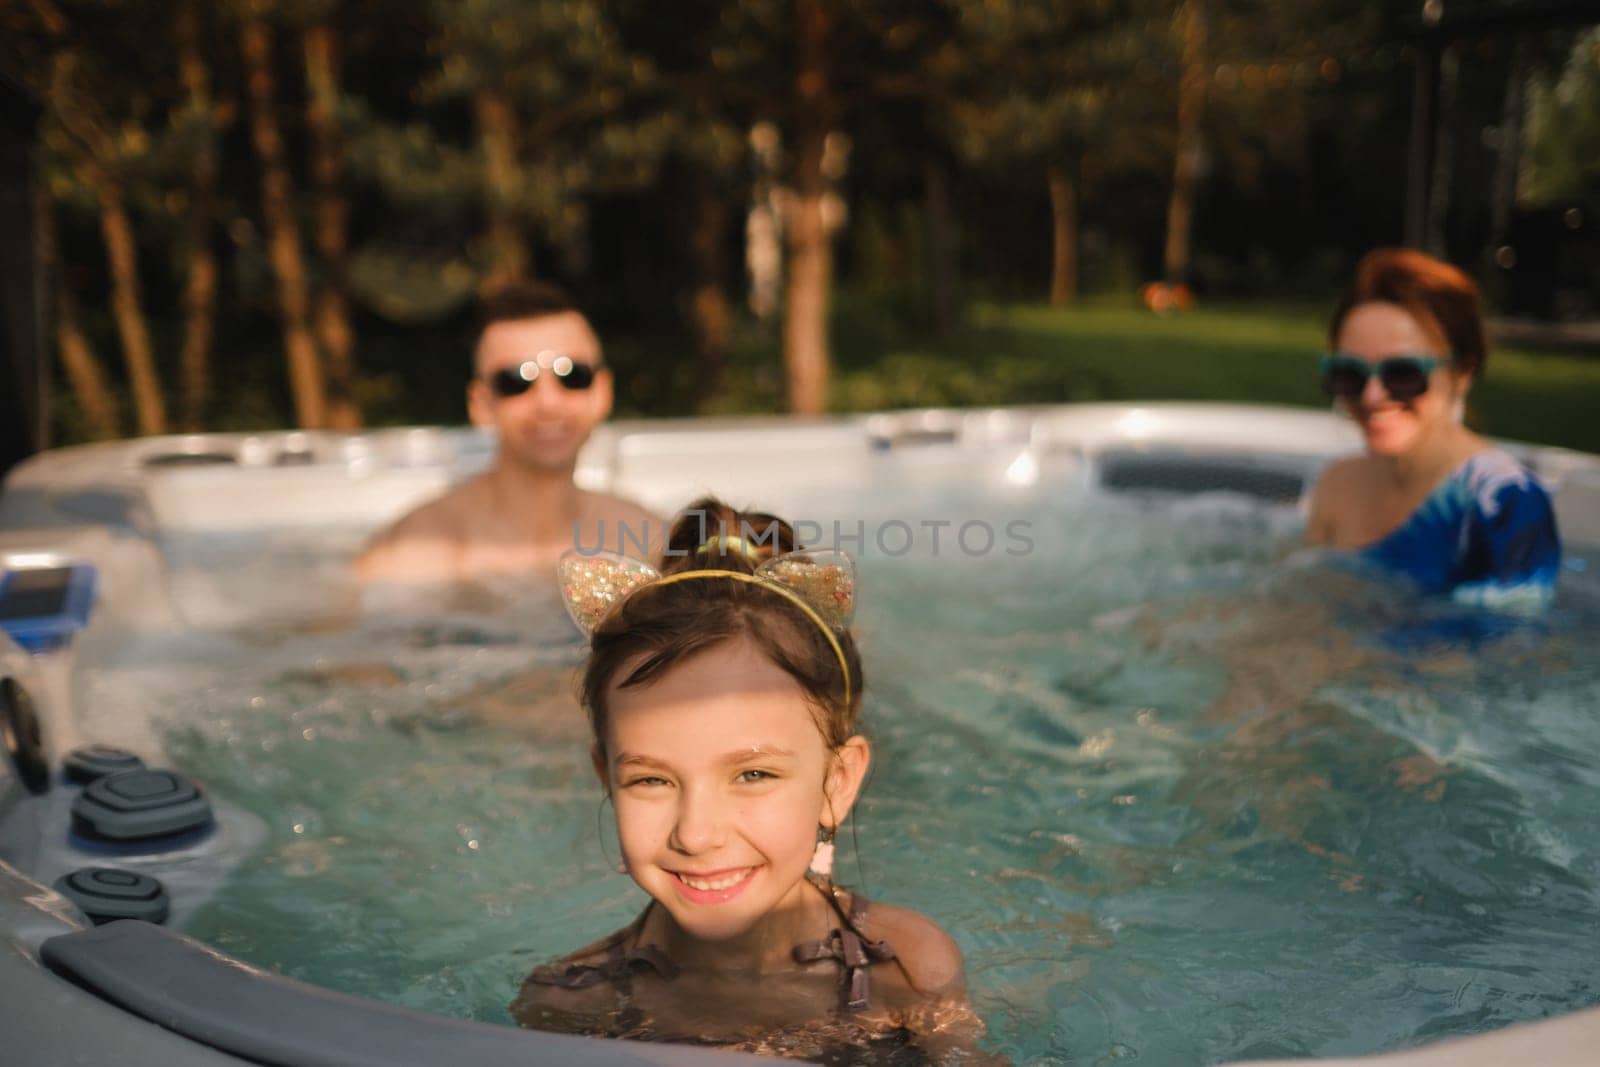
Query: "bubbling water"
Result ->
[[121, 485, 1600, 1064]]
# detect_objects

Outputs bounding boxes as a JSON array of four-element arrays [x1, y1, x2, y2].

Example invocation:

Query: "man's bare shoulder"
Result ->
[[580, 490, 659, 525], [351, 479, 487, 582], [575, 490, 665, 558]]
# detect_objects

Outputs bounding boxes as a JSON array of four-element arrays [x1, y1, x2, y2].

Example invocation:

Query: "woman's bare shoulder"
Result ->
[[1314, 453, 1378, 492], [1306, 454, 1377, 545]]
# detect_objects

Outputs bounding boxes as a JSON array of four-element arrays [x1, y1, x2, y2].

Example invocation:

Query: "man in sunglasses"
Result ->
[[354, 282, 659, 584]]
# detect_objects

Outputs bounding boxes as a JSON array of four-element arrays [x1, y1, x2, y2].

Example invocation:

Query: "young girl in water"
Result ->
[[512, 499, 986, 1061]]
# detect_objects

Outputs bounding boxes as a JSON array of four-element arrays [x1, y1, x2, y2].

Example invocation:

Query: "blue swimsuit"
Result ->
[[1361, 449, 1561, 608]]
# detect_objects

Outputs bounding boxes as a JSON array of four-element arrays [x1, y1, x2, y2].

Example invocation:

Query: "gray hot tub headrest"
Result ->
[[41, 920, 761, 1066]]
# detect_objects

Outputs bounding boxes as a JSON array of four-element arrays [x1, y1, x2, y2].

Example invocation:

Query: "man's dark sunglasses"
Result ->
[[1319, 353, 1444, 403], [485, 355, 601, 397]]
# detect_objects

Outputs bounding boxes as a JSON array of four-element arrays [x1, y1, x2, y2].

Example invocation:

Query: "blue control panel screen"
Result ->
[[0, 562, 97, 653]]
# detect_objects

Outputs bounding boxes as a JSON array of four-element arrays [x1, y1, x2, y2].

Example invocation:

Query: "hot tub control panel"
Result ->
[[0, 555, 97, 654]]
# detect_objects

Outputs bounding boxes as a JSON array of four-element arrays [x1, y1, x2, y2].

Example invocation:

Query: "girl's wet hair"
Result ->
[[582, 497, 864, 767]]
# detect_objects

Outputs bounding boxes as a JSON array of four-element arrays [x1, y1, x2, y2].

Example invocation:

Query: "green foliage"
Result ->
[[939, 0, 1164, 168], [7, 0, 1583, 443], [1521, 28, 1600, 206]]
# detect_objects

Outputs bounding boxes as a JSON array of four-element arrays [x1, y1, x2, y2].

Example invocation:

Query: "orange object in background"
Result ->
[[1140, 282, 1197, 314]]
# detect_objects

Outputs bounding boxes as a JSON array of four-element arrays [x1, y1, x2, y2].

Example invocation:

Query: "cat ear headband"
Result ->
[[557, 546, 857, 706]]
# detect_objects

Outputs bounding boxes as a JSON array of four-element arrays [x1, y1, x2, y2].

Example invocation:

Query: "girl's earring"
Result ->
[[809, 825, 836, 880]]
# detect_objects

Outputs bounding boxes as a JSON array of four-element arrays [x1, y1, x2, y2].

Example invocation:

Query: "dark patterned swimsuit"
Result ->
[[524, 879, 897, 1014], [518, 880, 923, 1061]]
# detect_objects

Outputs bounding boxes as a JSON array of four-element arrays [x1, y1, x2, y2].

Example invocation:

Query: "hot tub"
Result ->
[[3, 402, 1599, 1066]]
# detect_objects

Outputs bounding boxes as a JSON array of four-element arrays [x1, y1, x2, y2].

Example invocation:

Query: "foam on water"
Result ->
[[109, 483, 1600, 1064]]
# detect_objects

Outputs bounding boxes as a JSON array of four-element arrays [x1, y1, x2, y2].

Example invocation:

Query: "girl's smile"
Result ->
[[668, 866, 760, 904]]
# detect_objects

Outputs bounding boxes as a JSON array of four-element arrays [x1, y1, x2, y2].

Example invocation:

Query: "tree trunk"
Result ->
[[54, 283, 121, 442], [475, 88, 530, 293], [242, 17, 327, 429], [1489, 40, 1528, 247], [85, 162, 167, 436], [177, 2, 219, 431], [1484, 40, 1529, 286], [688, 182, 730, 406], [305, 21, 361, 429], [1163, 0, 1207, 286], [39, 189, 119, 440], [1048, 160, 1080, 306], [782, 0, 834, 417], [924, 158, 955, 334], [1425, 45, 1459, 257]]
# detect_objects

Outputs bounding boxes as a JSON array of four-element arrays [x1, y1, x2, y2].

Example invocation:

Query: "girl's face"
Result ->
[[1333, 301, 1470, 457], [596, 638, 869, 944]]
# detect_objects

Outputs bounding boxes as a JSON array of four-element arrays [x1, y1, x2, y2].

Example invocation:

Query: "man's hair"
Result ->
[[1329, 248, 1488, 379], [476, 280, 585, 338]]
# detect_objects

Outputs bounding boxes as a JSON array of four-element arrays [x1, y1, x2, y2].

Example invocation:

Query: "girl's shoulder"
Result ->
[[510, 961, 617, 1033], [847, 894, 967, 998], [841, 893, 993, 1059], [509, 923, 649, 1028]]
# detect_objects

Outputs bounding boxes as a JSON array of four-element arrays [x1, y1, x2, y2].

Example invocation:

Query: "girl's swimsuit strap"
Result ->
[[791, 881, 898, 1013]]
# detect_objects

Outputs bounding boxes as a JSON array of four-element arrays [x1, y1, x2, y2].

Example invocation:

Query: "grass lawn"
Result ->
[[774, 294, 1600, 454]]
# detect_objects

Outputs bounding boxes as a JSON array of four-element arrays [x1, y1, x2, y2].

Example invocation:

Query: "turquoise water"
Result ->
[[138, 486, 1600, 1064]]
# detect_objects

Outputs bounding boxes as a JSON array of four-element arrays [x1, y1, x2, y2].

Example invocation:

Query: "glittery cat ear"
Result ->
[[557, 550, 661, 635], [755, 549, 857, 629]]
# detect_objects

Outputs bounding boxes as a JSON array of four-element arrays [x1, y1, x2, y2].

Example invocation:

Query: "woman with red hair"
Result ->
[[1305, 248, 1561, 606]]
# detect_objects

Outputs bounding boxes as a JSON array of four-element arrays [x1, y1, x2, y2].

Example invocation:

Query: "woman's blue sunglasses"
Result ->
[[1319, 353, 1444, 403]]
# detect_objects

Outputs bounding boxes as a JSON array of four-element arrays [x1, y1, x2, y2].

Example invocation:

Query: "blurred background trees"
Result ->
[[2, 0, 1595, 440]]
